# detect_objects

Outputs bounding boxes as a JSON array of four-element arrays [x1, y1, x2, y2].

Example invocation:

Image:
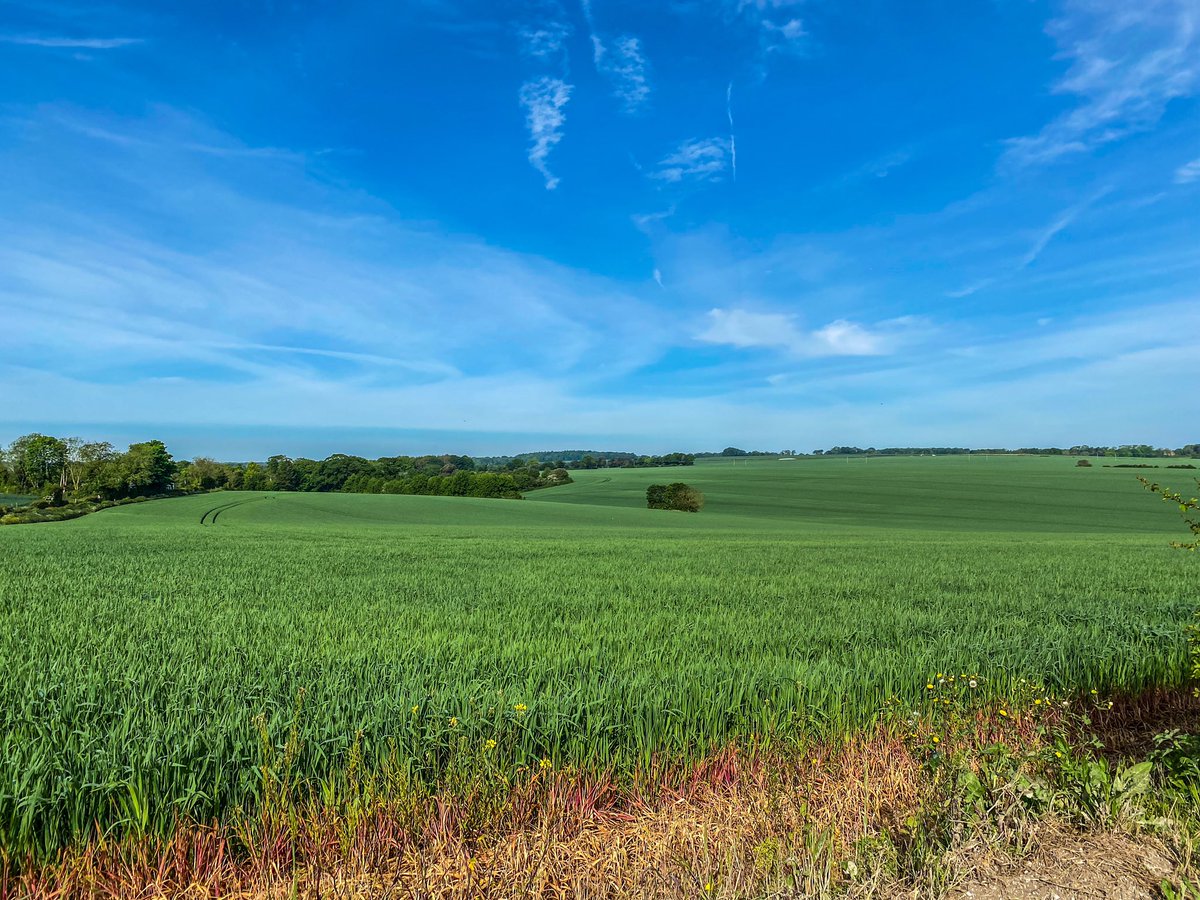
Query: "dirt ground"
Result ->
[[948, 832, 1178, 900]]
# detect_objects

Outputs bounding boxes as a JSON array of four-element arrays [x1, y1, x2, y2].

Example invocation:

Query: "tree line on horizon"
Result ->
[[473, 451, 695, 469], [5, 432, 1197, 504], [0, 435, 572, 503], [454, 444, 1200, 463], [692, 445, 1198, 458], [0, 434, 698, 499], [807, 444, 1199, 458]]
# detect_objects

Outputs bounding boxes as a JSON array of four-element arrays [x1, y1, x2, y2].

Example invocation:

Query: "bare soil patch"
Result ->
[[949, 831, 1177, 900]]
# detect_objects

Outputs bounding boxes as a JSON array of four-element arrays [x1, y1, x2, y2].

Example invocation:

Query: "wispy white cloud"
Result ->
[[725, 0, 806, 60], [825, 146, 917, 190], [654, 137, 731, 183], [811, 319, 883, 355], [699, 308, 796, 349], [1175, 156, 1200, 183], [726, 82, 738, 180], [0, 105, 676, 423], [1019, 207, 1079, 268], [579, 0, 651, 112], [579, 0, 601, 61], [631, 206, 676, 233], [0, 34, 143, 49], [48, 106, 305, 161], [1004, 0, 1200, 167], [738, 300, 1200, 449], [518, 21, 570, 59], [519, 77, 572, 189], [762, 17, 805, 44], [858, 148, 913, 180], [697, 308, 895, 357], [7, 299, 1195, 451], [945, 278, 995, 300], [597, 35, 650, 112], [947, 196, 1093, 297]]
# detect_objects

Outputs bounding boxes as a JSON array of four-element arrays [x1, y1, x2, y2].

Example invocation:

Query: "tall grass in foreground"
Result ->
[[5, 688, 1199, 898]]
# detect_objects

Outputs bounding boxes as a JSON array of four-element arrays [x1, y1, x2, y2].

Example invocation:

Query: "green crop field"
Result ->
[[1, 455, 1196, 859]]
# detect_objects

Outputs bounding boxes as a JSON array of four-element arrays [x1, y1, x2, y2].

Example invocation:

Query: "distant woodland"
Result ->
[[0, 434, 695, 512], [2, 432, 1195, 512]]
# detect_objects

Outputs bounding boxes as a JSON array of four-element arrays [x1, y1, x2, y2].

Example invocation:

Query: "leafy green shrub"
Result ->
[[1138, 477, 1200, 552], [666, 483, 704, 512], [646, 482, 704, 512]]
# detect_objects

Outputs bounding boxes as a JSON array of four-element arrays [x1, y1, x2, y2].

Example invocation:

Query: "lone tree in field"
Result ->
[[646, 482, 704, 512]]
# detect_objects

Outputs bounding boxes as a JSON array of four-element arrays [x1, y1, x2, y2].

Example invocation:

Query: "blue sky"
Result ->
[[2, 0, 1198, 457]]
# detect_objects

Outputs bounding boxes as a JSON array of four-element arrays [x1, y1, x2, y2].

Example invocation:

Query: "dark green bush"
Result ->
[[646, 482, 704, 512]]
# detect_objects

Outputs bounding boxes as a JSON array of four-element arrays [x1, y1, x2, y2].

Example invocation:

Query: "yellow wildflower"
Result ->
[[448, 716, 458, 728]]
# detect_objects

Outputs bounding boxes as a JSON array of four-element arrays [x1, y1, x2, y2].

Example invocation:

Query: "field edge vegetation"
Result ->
[[3, 685, 1198, 898]]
